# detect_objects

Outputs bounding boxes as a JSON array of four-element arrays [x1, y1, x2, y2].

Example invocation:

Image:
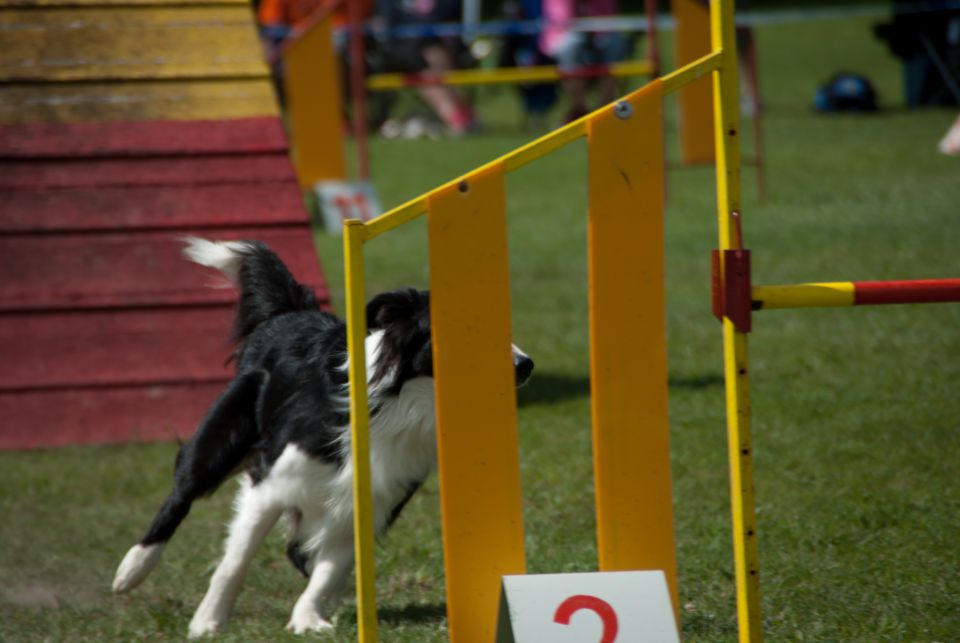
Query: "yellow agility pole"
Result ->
[[752, 279, 960, 310], [710, 0, 762, 641], [586, 79, 679, 614], [427, 163, 526, 642], [359, 50, 721, 243], [343, 220, 378, 643]]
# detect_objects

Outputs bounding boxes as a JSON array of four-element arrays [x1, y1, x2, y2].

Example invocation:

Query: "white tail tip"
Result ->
[[112, 543, 165, 593], [182, 237, 254, 283]]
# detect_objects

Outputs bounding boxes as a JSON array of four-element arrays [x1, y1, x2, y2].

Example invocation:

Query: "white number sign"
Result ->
[[314, 180, 382, 234], [496, 570, 679, 643]]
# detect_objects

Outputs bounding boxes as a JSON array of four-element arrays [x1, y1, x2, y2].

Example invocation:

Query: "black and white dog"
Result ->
[[112, 238, 533, 636]]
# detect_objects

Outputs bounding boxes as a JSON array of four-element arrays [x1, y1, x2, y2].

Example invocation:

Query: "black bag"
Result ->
[[814, 72, 879, 112]]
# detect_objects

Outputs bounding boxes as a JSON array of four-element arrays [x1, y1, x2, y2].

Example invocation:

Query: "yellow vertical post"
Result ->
[[284, 16, 347, 187], [427, 164, 526, 642], [673, 0, 715, 164], [711, 0, 762, 641], [586, 80, 678, 614], [344, 220, 379, 643]]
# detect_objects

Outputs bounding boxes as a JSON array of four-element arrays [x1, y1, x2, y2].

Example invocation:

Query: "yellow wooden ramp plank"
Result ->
[[0, 7, 269, 82], [0, 0, 244, 6], [285, 15, 346, 185], [0, 78, 277, 123], [587, 80, 679, 612], [427, 164, 525, 643], [672, 0, 715, 164]]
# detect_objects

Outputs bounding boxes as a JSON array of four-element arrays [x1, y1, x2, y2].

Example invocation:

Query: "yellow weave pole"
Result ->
[[343, 220, 379, 643], [711, 0, 762, 641], [284, 15, 347, 186], [426, 163, 526, 642], [586, 80, 679, 614]]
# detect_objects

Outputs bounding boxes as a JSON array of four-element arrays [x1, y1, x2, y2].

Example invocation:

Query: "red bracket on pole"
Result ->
[[712, 211, 752, 332]]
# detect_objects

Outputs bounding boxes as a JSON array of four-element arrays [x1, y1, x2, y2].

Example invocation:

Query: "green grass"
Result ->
[[3, 14, 960, 642]]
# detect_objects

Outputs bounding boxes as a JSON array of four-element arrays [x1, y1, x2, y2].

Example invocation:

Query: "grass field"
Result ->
[[3, 13, 960, 642]]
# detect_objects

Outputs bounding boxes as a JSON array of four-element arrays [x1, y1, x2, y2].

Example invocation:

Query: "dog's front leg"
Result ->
[[188, 482, 281, 638], [286, 534, 354, 634]]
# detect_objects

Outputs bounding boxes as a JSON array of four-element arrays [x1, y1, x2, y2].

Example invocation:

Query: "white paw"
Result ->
[[286, 610, 334, 634], [188, 616, 226, 639], [112, 543, 164, 593]]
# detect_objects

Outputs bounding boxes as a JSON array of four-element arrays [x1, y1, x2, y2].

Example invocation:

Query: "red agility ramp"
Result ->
[[0, 2, 328, 450]]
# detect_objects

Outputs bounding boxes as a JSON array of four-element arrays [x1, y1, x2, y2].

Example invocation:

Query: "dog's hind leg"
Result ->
[[188, 478, 282, 638], [112, 370, 267, 594], [286, 524, 355, 634]]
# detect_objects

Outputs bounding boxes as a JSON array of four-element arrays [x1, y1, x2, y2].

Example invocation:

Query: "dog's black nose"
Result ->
[[515, 356, 534, 386]]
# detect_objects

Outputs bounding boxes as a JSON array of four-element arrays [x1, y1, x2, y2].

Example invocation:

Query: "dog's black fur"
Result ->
[[112, 238, 532, 636]]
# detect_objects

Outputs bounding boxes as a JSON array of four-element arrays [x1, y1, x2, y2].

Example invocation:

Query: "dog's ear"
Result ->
[[367, 289, 432, 385], [412, 337, 434, 376], [366, 289, 429, 330]]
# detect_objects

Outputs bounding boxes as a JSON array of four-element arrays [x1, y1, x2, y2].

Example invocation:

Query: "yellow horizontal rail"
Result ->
[[363, 50, 724, 240], [752, 283, 856, 309], [364, 118, 588, 239], [661, 49, 723, 94], [367, 60, 655, 90]]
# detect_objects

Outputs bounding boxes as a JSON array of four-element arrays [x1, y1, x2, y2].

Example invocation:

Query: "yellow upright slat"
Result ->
[[586, 80, 678, 612], [672, 0, 715, 164], [284, 15, 347, 186], [426, 164, 526, 643]]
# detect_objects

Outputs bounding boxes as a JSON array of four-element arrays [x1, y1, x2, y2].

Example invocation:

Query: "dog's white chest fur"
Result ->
[[186, 376, 437, 637], [254, 376, 437, 547]]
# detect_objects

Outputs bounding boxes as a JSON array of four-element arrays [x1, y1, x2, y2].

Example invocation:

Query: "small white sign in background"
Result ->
[[314, 180, 381, 234], [496, 570, 679, 643]]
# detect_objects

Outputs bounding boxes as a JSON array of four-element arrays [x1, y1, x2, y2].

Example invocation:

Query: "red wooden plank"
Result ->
[[854, 279, 960, 306], [0, 154, 296, 190], [0, 117, 289, 158], [0, 307, 238, 390], [0, 382, 226, 450], [0, 227, 329, 311], [0, 182, 307, 232]]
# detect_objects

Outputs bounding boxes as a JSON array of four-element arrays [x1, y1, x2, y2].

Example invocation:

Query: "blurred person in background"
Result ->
[[376, 0, 478, 137], [540, 0, 633, 123]]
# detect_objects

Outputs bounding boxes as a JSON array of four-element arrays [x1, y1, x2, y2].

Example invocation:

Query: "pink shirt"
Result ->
[[540, 0, 619, 56]]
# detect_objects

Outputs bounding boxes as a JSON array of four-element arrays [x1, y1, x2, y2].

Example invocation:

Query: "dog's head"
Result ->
[[367, 289, 433, 392], [366, 289, 533, 392]]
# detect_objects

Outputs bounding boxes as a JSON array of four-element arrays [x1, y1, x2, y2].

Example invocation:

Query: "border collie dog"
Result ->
[[112, 238, 533, 637]]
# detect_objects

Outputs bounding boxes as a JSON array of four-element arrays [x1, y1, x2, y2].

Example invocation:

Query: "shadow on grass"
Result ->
[[377, 602, 447, 625], [518, 372, 590, 407], [680, 610, 739, 638], [519, 371, 724, 407]]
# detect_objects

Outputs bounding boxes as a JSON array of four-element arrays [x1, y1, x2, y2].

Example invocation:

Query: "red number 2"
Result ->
[[333, 191, 372, 222], [553, 594, 619, 643]]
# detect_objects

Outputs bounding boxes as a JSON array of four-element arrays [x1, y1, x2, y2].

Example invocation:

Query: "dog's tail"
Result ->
[[182, 237, 319, 342]]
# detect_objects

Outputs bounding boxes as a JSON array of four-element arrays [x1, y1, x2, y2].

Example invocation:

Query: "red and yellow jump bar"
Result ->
[[752, 279, 960, 310]]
